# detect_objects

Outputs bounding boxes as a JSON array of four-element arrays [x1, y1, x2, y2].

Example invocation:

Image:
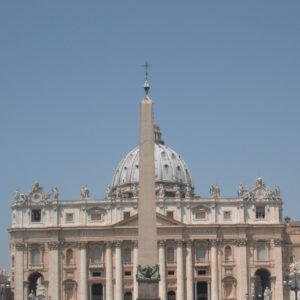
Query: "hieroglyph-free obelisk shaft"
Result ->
[[137, 95, 160, 299]]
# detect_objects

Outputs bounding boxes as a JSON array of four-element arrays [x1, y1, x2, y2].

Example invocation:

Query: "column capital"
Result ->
[[15, 242, 26, 251], [114, 240, 122, 248], [235, 239, 247, 247], [158, 240, 165, 247], [272, 239, 282, 247], [176, 240, 184, 247], [185, 240, 193, 247], [105, 241, 112, 249], [209, 239, 220, 247], [77, 241, 88, 249], [47, 241, 61, 250]]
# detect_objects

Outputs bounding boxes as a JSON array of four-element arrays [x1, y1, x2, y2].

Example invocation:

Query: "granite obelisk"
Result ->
[[136, 64, 160, 300]]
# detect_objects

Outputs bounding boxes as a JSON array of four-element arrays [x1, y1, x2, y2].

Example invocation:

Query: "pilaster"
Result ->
[[133, 240, 139, 300], [176, 240, 184, 300], [105, 242, 113, 300], [273, 239, 284, 300], [15, 243, 25, 300], [158, 240, 167, 300], [115, 241, 123, 300], [210, 240, 219, 300], [186, 240, 194, 300], [48, 241, 60, 300], [79, 242, 88, 300]]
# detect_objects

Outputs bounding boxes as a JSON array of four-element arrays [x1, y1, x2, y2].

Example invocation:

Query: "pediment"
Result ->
[[191, 203, 211, 211], [113, 213, 184, 227]]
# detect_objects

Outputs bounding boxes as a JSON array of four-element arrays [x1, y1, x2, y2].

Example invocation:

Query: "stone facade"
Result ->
[[8, 92, 296, 300]]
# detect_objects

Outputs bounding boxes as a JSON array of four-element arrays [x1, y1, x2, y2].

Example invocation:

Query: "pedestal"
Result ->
[[138, 282, 160, 300]]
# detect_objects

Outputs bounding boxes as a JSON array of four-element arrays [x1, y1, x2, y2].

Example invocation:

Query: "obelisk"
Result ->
[[136, 63, 160, 300]]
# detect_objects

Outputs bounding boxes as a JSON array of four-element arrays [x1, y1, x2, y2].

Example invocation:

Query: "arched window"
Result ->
[[225, 246, 232, 261], [195, 245, 206, 262], [167, 291, 176, 300], [123, 248, 132, 265], [91, 246, 102, 264], [167, 247, 175, 263], [31, 247, 41, 266], [124, 292, 132, 300], [66, 249, 74, 265], [257, 242, 266, 261]]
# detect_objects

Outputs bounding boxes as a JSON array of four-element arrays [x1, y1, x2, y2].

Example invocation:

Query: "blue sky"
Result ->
[[0, 1, 299, 271]]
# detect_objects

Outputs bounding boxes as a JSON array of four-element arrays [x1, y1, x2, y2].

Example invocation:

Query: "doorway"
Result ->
[[167, 291, 176, 300], [124, 292, 132, 300], [91, 283, 103, 300], [254, 269, 271, 299], [28, 272, 43, 296], [196, 281, 208, 300]]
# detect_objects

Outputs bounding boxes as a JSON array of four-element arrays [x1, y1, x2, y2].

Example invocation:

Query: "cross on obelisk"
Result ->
[[136, 63, 160, 300]]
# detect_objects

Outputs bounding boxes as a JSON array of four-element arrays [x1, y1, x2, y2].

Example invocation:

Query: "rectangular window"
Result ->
[[195, 245, 206, 261], [124, 271, 131, 276], [223, 211, 231, 220], [167, 247, 175, 263], [198, 269, 206, 275], [31, 247, 41, 265], [195, 210, 206, 220], [257, 242, 267, 261], [167, 270, 175, 276], [166, 211, 174, 219], [91, 212, 102, 221], [66, 213, 74, 222], [31, 209, 41, 222], [256, 207, 265, 219], [92, 271, 101, 277]]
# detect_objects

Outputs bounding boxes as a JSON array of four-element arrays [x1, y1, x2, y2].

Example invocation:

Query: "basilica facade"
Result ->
[[9, 92, 294, 300]]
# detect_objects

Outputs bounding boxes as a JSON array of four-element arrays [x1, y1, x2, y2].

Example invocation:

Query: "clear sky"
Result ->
[[0, 1, 299, 271]]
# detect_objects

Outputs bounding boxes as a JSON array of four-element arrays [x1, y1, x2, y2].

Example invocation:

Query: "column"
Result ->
[[103, 285, 106, 300], [105, 242, 113, 300], [273, 239, 284, 300], [211, 240, 219, 300], [208, 281, 211, 300], [48, 242, 60, 300], [89, 285, 92, 300], [115, 241, 123, 300], [159, 240, 167, 300], [186, 240, 193, 300], [79, 242, 88, 300], [133, 241, 139, 300], [15, 243, 25, 300], [238, 239, 248, 299], [176, 240, 184, 300], [24, 282, 29, 298]]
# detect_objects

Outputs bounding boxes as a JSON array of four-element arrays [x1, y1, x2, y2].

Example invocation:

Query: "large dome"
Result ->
[[108, 125, 194, 199]]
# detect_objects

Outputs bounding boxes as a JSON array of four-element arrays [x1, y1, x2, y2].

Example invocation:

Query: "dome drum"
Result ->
[[107, 181, 194, 200], [108, 131, 194, 200]]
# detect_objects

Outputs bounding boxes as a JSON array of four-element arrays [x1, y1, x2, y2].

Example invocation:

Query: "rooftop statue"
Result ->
[[32, 181, 41, 193], [51, 187, 59, 200], [80, 184, 90, 199], [237, 184, 246, 197], [210, 184, 220, 198]]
